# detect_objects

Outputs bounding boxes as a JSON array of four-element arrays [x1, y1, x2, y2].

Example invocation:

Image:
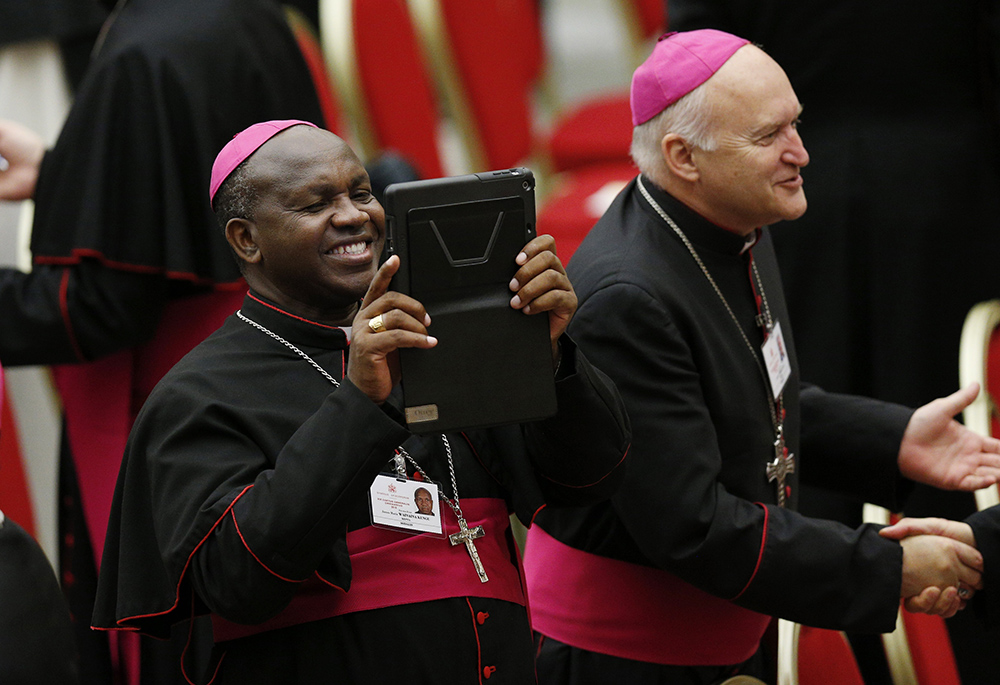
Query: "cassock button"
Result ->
[[477, 611, 489, 625], [483, 666, 497, 679]]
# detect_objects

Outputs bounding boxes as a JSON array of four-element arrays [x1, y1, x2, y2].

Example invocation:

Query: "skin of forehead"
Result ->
[[704, 46, 799, 139], [249, 126, 361, 194]]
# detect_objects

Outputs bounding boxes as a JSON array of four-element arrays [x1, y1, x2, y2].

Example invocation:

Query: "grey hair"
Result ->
[[212, 158, 258, 232], [630, 80, 717, 179]]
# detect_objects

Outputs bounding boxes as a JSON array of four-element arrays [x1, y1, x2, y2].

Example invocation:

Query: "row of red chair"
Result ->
[[295, 0, 664, 264]]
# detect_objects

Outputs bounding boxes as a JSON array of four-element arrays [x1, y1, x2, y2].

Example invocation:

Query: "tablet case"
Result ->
[[383, 168, 557, 433]]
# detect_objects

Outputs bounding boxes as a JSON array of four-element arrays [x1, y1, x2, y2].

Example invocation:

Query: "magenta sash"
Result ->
[[212, 498, 525, 642], [524, 526, 770, 666]]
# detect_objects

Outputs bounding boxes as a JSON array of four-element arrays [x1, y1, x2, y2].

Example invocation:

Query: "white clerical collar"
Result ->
[[739, 230, 760, 254]]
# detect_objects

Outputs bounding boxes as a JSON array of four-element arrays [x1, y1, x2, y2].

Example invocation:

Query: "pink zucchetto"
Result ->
[[630, 30, 750, 126], [209, 119, 318, 203]]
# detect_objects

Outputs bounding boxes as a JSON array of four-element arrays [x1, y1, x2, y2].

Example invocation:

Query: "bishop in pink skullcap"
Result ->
[[630, 29, 750, 126], [209, 119, 318, 203]]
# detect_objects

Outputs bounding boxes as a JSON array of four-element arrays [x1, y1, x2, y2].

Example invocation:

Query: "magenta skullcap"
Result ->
[[209, 119, 319, 203], [630, 30, 750, 126]]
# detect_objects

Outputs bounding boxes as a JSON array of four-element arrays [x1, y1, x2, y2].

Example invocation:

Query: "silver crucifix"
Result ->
[[766, 451, 795, 507], [449, 517, 489, 583]]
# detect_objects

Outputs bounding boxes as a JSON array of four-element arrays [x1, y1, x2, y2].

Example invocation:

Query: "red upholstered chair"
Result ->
[[319, 0, 446, 179], [959, 298, 1000, 509], [407, 0, 542, 174], [284, 5, 344, 134], [777, 619, 865, 685], [536, 161, 637, 264], [886, 611, 962, 685], [545, 0, 665, 173]]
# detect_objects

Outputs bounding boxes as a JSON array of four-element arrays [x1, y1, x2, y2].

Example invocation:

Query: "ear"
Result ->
[[225, 218, 262, 266], [661, 133, 700, 183]]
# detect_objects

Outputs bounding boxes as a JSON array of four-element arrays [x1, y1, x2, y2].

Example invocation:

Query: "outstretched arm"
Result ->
[[898, 383, 1000, 490]]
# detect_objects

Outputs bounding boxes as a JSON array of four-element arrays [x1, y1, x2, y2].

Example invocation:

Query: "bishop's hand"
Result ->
[[897, 383, 1000, 491], [896, 532, 982, 618], [881, 517, 981, 616], [0, 119, 45, 201], [349, 255, 436, 404], [507, 234, 577, 364]]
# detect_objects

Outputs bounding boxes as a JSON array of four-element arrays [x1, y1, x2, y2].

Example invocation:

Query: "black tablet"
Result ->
[[382, 168, 557, 434]]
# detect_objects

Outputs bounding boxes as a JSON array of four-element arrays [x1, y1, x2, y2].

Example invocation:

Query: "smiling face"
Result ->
[[228, 126, 385, 325], [687, 46, 809, 233]]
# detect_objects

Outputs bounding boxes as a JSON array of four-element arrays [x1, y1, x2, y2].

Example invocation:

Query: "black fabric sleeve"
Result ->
[[462, 334, 631, 525], [520, 336, 630, 505], [0, 260, 167, 366], [571, 283, 901, 633], [798, 384, 913, 508], [185, 381, 410, 624], [966, 505, 1000, 627]]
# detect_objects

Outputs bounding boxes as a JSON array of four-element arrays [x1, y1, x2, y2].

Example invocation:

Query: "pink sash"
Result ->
[[524, 526, 770, 666], [212, 498, 526, 642]]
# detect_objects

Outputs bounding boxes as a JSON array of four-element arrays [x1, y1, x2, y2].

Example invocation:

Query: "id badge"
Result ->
[[369, 474, 443, 536], [762, 321, 791, 400]]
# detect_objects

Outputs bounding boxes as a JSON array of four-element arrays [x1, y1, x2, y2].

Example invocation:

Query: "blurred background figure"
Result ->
[[0, 0, 327, 683], [0, 510, 79, 685], [668, 1, 1000, 681]]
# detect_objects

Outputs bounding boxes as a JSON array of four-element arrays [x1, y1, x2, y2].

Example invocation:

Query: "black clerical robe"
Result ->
[[966, 505, 1000, 626], [0, 2, 325, 681], [524, 177, 914, 679], [93, 292, 630, 684]]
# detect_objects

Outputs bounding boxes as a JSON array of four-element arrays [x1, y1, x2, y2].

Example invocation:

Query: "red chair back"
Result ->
[[629, 0, 667, 39], [899, 611, 961, 685], [355, 0, 444, 178], [285, 6, 343, 133], [321, 0, 445, 179], [988, 319, 1000, 437], [413, 0, 539, 171], [797, 626, 865, 685]]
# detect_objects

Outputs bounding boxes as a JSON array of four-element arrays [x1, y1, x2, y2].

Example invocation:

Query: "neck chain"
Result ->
[[236, 309, 490, 574], [636, 178, 794, 506]]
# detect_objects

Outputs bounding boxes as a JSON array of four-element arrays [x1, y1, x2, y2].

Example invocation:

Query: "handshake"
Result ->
[[880, 518, 982, 619]]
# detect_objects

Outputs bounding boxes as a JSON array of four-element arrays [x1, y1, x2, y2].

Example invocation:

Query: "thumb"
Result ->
[[879, 517, 954, 540], [935, 383, 980, 419]]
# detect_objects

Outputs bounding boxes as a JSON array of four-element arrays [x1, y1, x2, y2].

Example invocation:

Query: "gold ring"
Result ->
[[368, 314, 386, 333]]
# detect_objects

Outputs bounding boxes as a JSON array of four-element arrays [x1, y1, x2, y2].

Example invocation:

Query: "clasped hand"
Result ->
[[348, 235, 576, 404], [880, 518, 982, 618]]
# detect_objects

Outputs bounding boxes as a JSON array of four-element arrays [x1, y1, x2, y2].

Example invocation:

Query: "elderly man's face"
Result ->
[[690, 46, 809, 234], [415, 489, 433, 515], [245, 127, 386, 321]]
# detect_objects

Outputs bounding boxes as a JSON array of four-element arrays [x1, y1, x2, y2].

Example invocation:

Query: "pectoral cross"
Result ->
[[766, 446, 795, 508], [449, 517, 489, 583]]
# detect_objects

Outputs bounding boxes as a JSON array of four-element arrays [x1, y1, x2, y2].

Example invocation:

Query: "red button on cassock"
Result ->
[[477, 611, 489, 625], [483, 666, 497, 679]]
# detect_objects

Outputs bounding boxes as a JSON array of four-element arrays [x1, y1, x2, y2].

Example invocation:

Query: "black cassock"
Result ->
[[0, 0, 325, 366], [93, 292, 630, 684], [0, 1, 325, 682], [525, 179, 916, 683]]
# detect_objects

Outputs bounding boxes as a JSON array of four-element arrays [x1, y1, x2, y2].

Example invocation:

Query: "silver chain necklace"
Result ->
[[236, 309, 491, 579], [636, 178, 794, 506]]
